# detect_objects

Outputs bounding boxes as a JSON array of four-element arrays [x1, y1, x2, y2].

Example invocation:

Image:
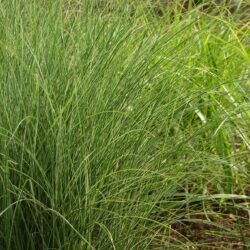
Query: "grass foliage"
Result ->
[[0, 0, 249, 249]]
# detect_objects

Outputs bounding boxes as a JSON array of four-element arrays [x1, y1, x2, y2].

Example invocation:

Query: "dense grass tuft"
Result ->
[[0, 1, 249, 249]]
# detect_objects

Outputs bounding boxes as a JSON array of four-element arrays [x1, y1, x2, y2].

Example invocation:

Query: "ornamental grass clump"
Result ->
[[0, 0, 249, 249]]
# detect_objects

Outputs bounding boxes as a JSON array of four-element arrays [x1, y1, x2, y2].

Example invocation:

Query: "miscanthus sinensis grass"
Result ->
[[0, 0, 249, 249]]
